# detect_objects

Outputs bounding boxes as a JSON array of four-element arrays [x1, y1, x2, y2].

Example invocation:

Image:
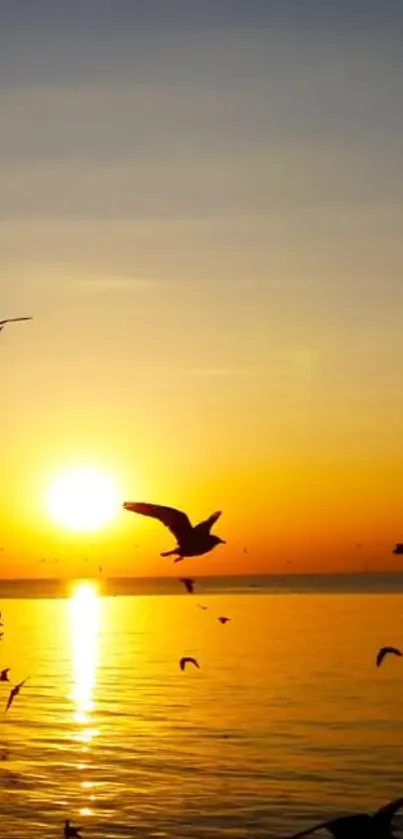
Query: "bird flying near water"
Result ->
[[218, 616, 230, 624], [5, 678, 29, 712], [179, 657, 199, 671], [180, 578, 195, 594], [376, 646, 402, 668], [0, 669, 10, 682], [286, 795, 403, 838], [123, 502, 225, 561], [0, 317, 33, 333], [392, 543, 403, 555]]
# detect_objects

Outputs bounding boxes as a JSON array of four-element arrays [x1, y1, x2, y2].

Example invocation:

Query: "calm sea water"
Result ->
[[1, 575, 403, 838]]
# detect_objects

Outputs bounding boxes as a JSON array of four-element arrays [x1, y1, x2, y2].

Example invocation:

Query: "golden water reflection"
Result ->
[[69, 579, 100, 814]]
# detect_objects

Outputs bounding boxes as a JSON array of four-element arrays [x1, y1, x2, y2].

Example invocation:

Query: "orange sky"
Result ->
[[1, 3, 403, 578]]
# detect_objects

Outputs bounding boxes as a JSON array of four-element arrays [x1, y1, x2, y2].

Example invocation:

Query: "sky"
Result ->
[[1, 0, 403, 578]]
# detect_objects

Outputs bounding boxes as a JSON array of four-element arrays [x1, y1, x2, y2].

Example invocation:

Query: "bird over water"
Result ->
[[123, 502, 225, 561], [287, 795, 403, 838], [376, 646, 402, 668], [0, 316, 33, 333]]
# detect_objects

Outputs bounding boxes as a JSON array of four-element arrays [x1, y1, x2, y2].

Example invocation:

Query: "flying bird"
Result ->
[[197, 604, 208, 611], [179, 657, 199, 671], [5, 678, 29, 712], [123, 502, 225, 561], [180, 578, 195, 594], [0, 317, 33, 333], [376, 646, 402, 668], [286, 796, 403, 839], [0, 669, 10, 682], [218, 616, 230, 624], [392, 543, 403, 555], [64, 821, 82, 838]]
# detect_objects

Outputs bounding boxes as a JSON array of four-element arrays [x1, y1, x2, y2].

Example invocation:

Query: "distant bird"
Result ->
[[0, 632, 4, 641], [197, 604, 208, 611], [180, 578, 195, 594], [123, 502, 225, 561], [5, 678, 29, 712], [64, 821, 82, 838], [0, 669, 10, 682], [376, 646, 402, 668], [179, 657, 199, 672], [218, 616, 230, 624], [392, 543, 403, 555], [286, 795, 403, 838], [0, 317, 33, 333]]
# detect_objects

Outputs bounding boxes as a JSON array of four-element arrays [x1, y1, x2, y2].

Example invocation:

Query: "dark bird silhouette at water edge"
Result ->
[[64, 820, 82, 838], [180, 578, 195, 594], [0, 669, 10, 682], [286, 795, 403, 838], [123, 502, 225, 561]]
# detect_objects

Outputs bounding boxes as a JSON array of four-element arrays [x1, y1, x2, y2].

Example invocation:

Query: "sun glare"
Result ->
[[70, 581, 100, 725], [46, 466, 120, 532]]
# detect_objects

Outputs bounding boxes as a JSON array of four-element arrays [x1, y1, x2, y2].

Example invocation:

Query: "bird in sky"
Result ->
[[0, 317, 33, 333], [179, 657, 199, 671], [5, 678, 29, 712], [0, 669, 10, 682], [180, 578, 195, 594], [392, 543, 403, 555], [376, 646, 402, 668], [64, 820, 82, 838], [286, 796, 403, 838], [197, 604, 208, 611], [218, 616, 230, 624], [0, 611, 3, 626], [123, 502, 225, 561]]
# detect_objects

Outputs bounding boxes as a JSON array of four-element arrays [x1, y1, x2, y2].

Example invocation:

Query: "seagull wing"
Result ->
[[0, 317, 33, 325], [5, 687, 16, 712], [180, 578, 194, 594], [179, 657, 199, 671], [123, 502, 193, 541], [195, 510, 222, 534], [376, 646, 402, 667], [373, 796, 403, 823]]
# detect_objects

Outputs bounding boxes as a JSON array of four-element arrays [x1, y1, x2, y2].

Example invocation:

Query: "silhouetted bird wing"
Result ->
[[179, 657, 199, 671], [0, 669, 10, 680], [0, 317, 33, 326], [195, 511, 222, 534], [392, 543, 403, 554], [123, 502, 193, 541], [180, 578, 194, 594], [376, 646, 402, 667], [5, 687, 17, 712], [373, 796, 403, 823]]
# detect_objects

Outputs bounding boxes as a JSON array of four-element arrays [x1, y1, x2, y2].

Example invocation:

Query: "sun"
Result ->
[[46, 466, 120, 532]]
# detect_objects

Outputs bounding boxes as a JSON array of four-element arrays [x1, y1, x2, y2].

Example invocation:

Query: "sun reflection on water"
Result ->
[[70, 580, 100, 816]]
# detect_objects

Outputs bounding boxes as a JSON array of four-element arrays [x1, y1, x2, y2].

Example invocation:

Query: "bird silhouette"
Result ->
[[179, 657, 199, 671], [0, 669, 10, 682], [0, 611, 3, 626], [286, 796, 403, 838], [0, 632, 4, 641], [218, 616, 230, 624], [376, 646, 402, 668], [180, 578, 195, 594], [197, 604, 208, 611], [392, 543, 403, 555], [64, 820, 82, 838], [5, 678, 29, 712], [123, 502, 225, 561], [0, 317, 33, 333]]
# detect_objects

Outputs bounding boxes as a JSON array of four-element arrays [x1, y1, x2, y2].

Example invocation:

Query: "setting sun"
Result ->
[[46, 467, 120, 532]]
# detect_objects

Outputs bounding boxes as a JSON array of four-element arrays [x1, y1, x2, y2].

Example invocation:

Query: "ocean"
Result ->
[[0, 573, 403, 838]]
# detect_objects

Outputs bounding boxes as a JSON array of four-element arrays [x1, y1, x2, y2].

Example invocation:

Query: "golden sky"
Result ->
[[1, 2, 403, 577]]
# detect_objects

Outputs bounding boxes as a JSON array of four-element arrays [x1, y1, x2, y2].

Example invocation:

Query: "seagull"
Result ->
[[392, 543, 403, 555], [0, 317, 33, 333], [0, 669, 10, 682], [180, 578, 195, 594], [286, 796, 403, 838], [218, 616, 230, 624], [5, 678, 29, 712], [376, 646, 402, 668], [179, 657, 199, 671], [197, 604, 208, 611], [64, 821, 82, 838], [123, 502, 225, 561]]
